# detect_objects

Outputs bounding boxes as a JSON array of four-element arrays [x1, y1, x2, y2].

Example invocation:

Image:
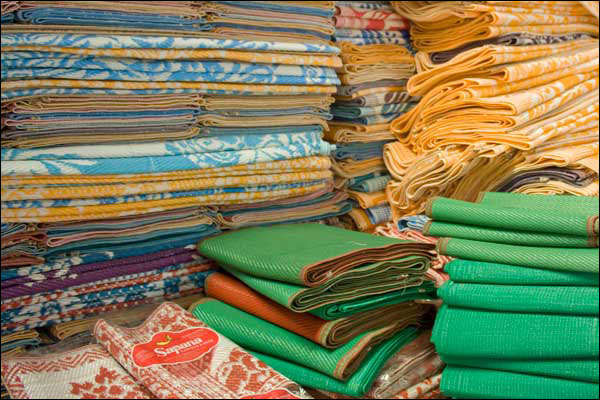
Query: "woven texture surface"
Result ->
[[426, 221, 596, 248], [432, 305, 599, 360], [445, 259, 599, 286], [441, 356, 599, 384], [226, 261, 427, 312], [192, 298, 399, 380], [251, 327, 418, 397], [198, 223, 432, 286], [479, 192, 599, 215], [441, 366, 600, 400], [439, 238, 599, 273], [438, 281, 599, 315], [429, 197, 597, 238], [204, 272, 423, 348]]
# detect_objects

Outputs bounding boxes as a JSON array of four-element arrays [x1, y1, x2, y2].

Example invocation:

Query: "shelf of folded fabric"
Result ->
[[327, 1, 418, 233], [382, 1, 599, 221], [0, 1, 353, 358], [188, 223, 446, 398], [423, 194, 599, 399]]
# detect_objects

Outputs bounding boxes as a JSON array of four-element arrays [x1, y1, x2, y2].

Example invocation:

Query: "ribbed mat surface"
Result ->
[[438, 281, 599, 315], [192, 298, 396, 380], [441, 366, 600, 399], [432, 305, 599, 359], [310, 282, 436, 320], [479, 192, 600, 215], [251, 327, 418, 397], [426, 221, 596, 248], [438, 238, 599, 273], [428, 197, 598, 237], [225, 262, 426, 312], [441, 356, 599, 384], [197, 223, 433, 286], [204, 272, 423, 348], [445, 259, 599, 286]]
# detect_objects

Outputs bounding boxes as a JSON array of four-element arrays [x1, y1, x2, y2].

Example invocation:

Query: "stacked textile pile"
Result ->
[[2, 302, 312, 399], [327, 1, 417, 232], [426, 193, 599, 399], [383, 0, 599, 220], [2, 1, 335, 45], [192, 223, 442, 398], [0, 1, 351, 353]]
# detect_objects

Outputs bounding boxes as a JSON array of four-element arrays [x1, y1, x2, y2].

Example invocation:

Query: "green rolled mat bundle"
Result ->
[[438, 281, 599, 316], [425, 220, 598, 248], [192, 298, 417, 380], [198, 223, 434, 286], [227, 260, 428, 312], [432, 305, 599, 360], [437, 237, 598, 273], [427, 196, 598, 239], [441, 366, 599, 400], [444, 259, 599, 287], [441, 356, 599, 384]]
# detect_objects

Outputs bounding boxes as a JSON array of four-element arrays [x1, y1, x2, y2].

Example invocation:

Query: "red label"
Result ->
[[132, 327, 219, 368], [241, 389, 300, 399]]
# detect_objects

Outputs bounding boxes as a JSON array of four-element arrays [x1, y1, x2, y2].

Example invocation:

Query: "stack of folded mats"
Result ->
[[192, 223, 441, 397], [1, 302, 312, 399], [326, 3, 418, 232], [2, 1, 336, 45], [382, 1, 599, 220], [425, 193, 599, 399], [0, 1, 355, 353]]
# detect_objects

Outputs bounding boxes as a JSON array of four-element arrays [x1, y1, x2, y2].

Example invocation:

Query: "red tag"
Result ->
[[132, 327, 219, 368], [241, 389, 300, 399]]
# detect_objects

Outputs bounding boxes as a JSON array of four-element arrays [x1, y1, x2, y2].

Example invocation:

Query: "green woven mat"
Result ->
[[192, 298, 397, 380], [441, 356, 599, 384], [428, 197, 597, 237], [438, 238, 599, 273], [310, 282, 436, 320], [438, 281, 599, 315], [479, 192, 599, 215], [225, 260, 427, 312], [198, 223, 418, 286], [445, 259, 599, 286], [432, 305, 599, 360], [250, 328, 418, 397], [425, 221, 596, 248], [441, 365, 599, 399]]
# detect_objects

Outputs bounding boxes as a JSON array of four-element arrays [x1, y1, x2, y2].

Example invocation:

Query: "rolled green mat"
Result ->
[[197, 223, 433, 286], [438, 281, 599, 315], [225, 261, 426, 312], [427, 197, 598, 238], [192, 298, 402, 380], [478, 192, 600, 215], [432, 305, 599, 360], [441, 356, 599, 384], [438, 238, 599, 273], [310, 282, 436, 320], [250, 328, 418, 397], [441, 365, 599, 399], [445, 259, 599, 286], [425, 220, 597, 248]]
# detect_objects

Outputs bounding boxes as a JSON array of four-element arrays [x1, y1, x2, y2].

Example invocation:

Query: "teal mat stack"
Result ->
[[425, 193, 599, 399]]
